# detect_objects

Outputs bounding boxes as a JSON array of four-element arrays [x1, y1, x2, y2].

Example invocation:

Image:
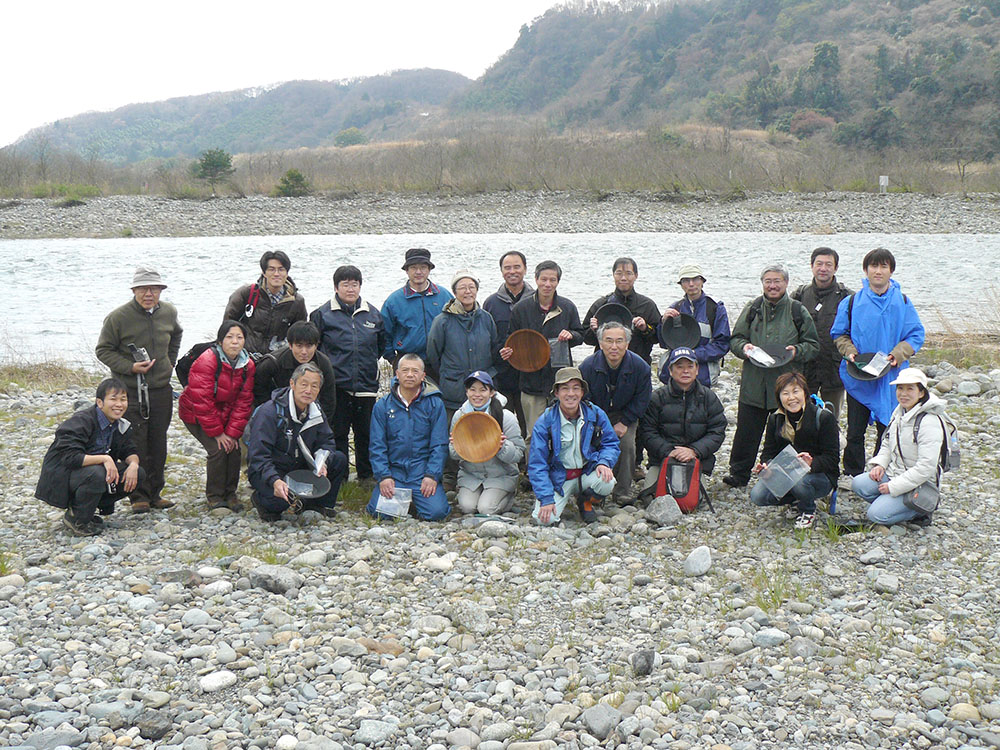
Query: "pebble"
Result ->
[[646, 495, 682, 526], [684, 545, 712, 576], [949, 703, 981, 721], [581, 703, 622, 740], [874, 573, 900, 593], [860, 547, 886, 564], [199, 670, 237, 692]]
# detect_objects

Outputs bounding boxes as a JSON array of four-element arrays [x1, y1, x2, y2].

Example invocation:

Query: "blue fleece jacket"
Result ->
[[369, 379, 449, 484]]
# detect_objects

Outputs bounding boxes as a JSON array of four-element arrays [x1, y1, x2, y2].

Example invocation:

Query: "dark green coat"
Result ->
[[729, 294, 819, 410]]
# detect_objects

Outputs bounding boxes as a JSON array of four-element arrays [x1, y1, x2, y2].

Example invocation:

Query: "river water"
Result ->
[[1, 232, 993, 366]]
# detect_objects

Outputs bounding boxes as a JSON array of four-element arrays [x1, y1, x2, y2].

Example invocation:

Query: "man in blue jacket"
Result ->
[[366, 354, 450, 521], [310, 265, 386, 481], [246, 363, 347, 522], [381, 249, 453, 373], [528, 367, 621, 525], [662, 263, 731, 387], [579, 322, 651, 504], [830, 247, 925, 478]]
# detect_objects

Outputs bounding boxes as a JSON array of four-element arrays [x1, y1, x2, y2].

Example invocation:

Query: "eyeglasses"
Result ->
[[265, 266, 287, 274], [454, 285, 478, 293]]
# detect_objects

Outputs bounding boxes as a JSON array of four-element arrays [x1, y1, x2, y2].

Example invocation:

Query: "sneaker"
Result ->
[[577, 494, 598, 524], [794, 513, 816, 530], [97, 500, 116, 516], [837, 476, 854, 492], [150, 497, 176, 510], [63, 511, 101, 536], [131, 500, 150, 514], [910, 514, 933, 528], [722, 475, 747, 488]]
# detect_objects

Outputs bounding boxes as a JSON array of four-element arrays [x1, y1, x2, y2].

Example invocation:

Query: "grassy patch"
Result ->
[[337, 480, 371, 514], [0, 361, 99, 392], [0, 545, 15, 575]]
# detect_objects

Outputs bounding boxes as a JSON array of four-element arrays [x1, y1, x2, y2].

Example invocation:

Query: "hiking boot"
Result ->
[[837, 476, 854, 492], [722, 475, 747, 488], [150, 497, 176, 510], [97, 500, 116, 516], [207, 499, 228, 511], [316, 506, 337, 518], [910, 514, 933, 528], [131, 500, 151, 514], [577, 493, 598, 524], [251, 491, 281, 523], [226, 497, 244, 513], [63, 511, 101, 536], [793, 513, 816, 530]]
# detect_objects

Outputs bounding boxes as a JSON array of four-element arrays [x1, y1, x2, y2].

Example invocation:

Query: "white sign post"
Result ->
[[879, 175, 889, 194]]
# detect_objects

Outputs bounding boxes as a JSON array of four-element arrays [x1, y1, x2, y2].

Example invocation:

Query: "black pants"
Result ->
[[68, 463, 147, 522], [125, 384, 173, 503], [184, 421, 242, 503], [728, 401, 771, 483], [250, 452, 348, 512], [333, 389, 375, 479], [843, 394, 887, 476]]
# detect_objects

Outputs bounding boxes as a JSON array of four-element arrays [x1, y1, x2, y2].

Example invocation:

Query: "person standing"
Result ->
[[663, 263, 731, 387], [366, 354, 450, 521], [381, 248, 453, 371], [178, 320, 256, 512], [35, 378, 145, 536], [95, 267, 183, 513], [582, 257, 660, 364], [501, 260, 585, 445], [724, 264, 819, 488], [224, 251, 307, 359], [310, 265, 386, 481], [831, 248, 925, 479], [579, 322, 651, 504], [791, 247, 853, 417], [483, 251, 533, 434], [252, 321, 337, 422]]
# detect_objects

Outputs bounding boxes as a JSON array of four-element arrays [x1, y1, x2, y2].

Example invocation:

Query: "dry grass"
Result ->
[[0, 361, 99, 392]]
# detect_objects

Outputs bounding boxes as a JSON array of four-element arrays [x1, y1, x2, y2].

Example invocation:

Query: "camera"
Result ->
[[127, 343, 151, 363]]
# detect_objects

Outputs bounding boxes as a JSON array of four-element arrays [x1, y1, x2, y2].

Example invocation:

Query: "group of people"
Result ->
[[35, 244, 949, 536]]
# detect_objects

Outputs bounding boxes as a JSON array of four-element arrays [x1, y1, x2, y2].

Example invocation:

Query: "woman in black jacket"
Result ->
[[750, 371, 840, 529]]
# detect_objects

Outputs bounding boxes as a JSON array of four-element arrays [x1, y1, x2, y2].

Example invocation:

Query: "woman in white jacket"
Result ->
[[851, 368, 945, 526], [449, 371, 526, 515]]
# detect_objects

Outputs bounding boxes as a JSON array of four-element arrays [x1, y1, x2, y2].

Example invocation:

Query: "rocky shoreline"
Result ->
[[0, 359, 998, 749], [1, 191, 1000, 239]]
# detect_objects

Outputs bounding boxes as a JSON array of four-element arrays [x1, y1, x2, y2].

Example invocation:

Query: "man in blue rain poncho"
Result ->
[[830, 248, 925, 479]]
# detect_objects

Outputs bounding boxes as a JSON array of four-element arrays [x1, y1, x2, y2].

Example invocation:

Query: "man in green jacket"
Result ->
[[95, 267, 183, 512], [724, 264, 819, 488]]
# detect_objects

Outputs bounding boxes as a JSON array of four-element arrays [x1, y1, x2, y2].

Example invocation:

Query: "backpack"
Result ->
[[912, 411, 960, 474], [746, 295, 807, 331], [175, 343, 248, 396], [242, 283, 262, 320]]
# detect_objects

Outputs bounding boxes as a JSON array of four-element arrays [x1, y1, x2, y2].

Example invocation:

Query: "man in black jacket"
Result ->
[[791, 247, 853, 418], [252, 321, 337, 420], [483, 251, 533, 434], [35, 378, 145, 536], [639, 348, 727, 494], [582, 257, 660, 364]]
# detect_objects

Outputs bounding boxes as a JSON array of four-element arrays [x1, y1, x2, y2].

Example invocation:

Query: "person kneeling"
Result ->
[[449, 371, 525, 516], [246, 363, 347, 521], [366, 354, 450, 521], [35, 378, 145, 536], [528, 367, 620, 525], [851, 368, 944, 527], [750, 372, 839, 529]]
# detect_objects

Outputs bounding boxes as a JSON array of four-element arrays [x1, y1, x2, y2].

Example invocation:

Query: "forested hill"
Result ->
[[460, 0, 1000, 153], [25, 69, 471, 163]]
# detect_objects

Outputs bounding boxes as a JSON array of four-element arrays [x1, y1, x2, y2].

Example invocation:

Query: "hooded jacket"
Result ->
[[483, 281, 534, 394], [729, 294, 819, 410], [640, 367, 727, 474], [310, 297, 386, 395], [448, 394, 525, 493], [178, 346, 255, 439], [760, 400, 840, 485], [35, 406, 139, 509], [252, 345, 337, 419], [667, 293, 732, 386], [583, 289, 661, 363], [224, 278, 307, 357], [246, 386, 338, 491], [426, 299, 500, 410], [870, 393, 947, 496], [579, 350, 651, 427], [369, 379, 449, 485], [96, 298, 183, 390], [830, 278, 925, 426], [508, 291, 586, 396], [791, 278, 853, 390], [528, 400, 621, 507], [381, 281, 453, 365]]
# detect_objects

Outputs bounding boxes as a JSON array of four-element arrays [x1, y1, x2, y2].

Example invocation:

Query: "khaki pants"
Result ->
[[521, 393, 549, 448]]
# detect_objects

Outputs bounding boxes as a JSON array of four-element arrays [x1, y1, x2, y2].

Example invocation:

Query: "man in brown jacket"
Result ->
[[96, 267, 183, 512], [224, 251, 307, 358]]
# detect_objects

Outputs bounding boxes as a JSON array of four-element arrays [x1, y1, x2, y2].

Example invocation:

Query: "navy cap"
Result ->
[[464, 370, 495, 389], [668, 347, 698, 367]]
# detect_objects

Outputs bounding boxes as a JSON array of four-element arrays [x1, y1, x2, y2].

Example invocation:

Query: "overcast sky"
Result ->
[[1, 0, 561, 148]]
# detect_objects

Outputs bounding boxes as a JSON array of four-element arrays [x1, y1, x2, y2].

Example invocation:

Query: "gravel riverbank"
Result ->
[[2, 191, 1000, 239], [1, 360, 998, 750]]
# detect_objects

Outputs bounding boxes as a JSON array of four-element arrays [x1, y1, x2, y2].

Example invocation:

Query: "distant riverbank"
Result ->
[[2, 191, 999, 239]]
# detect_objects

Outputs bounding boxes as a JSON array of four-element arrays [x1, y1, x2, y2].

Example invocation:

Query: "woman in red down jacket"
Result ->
[[179, 320, 256, 511]]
